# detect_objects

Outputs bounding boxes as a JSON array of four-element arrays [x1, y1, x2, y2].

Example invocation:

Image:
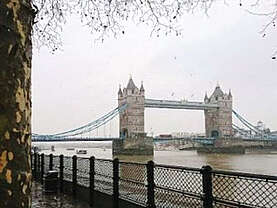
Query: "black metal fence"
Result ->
[[31, 153, 277, 208]]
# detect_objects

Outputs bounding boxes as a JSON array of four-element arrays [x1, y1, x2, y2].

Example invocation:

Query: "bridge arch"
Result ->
[[211, 130, 220, 138]]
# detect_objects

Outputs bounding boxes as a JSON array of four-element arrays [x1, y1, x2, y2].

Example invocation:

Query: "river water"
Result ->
[[34, 141, 277, 176]]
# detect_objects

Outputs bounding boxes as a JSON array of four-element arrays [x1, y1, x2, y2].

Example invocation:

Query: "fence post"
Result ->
[[31, 153, 33, 173], [34, 153, 38, 180], [147, 161, 155, 208], [40, 153, 44, 184], [59, 154, 64, 193], [38, 154, 41, 177], [72, 155, 77, 197], [201, 165, 213, 208], [49, 153, 53, 171], [89, 156, 95, 207], [113, 158, 119, 208]]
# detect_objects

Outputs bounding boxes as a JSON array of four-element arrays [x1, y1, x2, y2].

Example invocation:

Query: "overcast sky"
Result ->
[[32, 1, 277, 137]]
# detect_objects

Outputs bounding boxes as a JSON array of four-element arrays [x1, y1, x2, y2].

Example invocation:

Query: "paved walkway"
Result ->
[[32, 182, 91, 208]]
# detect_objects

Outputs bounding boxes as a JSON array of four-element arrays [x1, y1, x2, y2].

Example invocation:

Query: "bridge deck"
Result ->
[[144, 99, 219, 110]]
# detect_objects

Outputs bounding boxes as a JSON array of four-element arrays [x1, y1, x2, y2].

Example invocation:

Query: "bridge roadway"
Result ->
[[144, 99, 219, 110]]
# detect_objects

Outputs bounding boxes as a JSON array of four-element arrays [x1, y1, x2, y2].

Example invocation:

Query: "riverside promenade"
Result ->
[[32, 153, 277, 208], [32, 181, 91, 208]]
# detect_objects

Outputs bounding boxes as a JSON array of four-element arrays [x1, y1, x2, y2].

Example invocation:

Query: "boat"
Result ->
[[76, 149, 87, 154]]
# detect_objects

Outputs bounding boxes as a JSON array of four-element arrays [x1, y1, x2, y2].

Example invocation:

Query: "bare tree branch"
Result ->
[[31, 0, 277, 57], [31, 0, 218, 50]]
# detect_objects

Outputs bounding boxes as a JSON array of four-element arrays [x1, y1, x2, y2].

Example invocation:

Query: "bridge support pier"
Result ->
[[114, 78, 153, 161], [112, 133, 154, 162]]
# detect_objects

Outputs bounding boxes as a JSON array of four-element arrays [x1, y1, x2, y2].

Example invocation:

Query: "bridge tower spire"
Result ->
[[204, 85, 233, 138], [118, 77, 145, 138]]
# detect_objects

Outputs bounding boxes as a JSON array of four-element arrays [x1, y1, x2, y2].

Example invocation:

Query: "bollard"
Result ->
[[44, 170, 58, 193], [49, 154, 53, 171], [201, 165, 213, 208], [113, 158, 119, 208]]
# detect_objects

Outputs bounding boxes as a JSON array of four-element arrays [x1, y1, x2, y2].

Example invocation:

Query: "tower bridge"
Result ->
[[118, 77, 233, 140], [32, 76, 276, 154]]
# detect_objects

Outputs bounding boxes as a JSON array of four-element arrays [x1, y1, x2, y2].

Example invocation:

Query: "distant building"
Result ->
[[256, 121, 266, 131], [171, 132, 191, 138], [171, 132, 205, 138], [271, 131, 277, 136]]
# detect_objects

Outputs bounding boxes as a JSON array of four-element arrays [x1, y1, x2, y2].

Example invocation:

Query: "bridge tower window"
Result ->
[[211, 130, 219, 138], [122, 128, 128, 138]]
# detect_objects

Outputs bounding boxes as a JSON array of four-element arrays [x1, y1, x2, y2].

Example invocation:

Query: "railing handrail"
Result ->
[[119, 161, 147, 166], [35, 153, 277, 179], [155, 163, 202, 172], [211, 169, 277, 181]]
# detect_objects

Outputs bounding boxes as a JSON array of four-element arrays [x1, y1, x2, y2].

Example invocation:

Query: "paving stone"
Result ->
[[32, 182, 91, 208]]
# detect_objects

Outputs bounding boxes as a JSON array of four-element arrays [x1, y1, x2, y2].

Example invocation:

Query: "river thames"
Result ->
[[34, 141, 277, 176]]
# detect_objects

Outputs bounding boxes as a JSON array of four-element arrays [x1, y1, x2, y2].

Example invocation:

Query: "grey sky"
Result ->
[[32, 1, 277, 136]]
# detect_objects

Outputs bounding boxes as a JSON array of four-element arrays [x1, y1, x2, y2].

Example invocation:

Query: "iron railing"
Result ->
[[32, 153, 277, 208]]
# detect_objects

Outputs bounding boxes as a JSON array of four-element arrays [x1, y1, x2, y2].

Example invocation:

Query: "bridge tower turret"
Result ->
[[118, 77, 145, 138], [204, 85, 233, 138]]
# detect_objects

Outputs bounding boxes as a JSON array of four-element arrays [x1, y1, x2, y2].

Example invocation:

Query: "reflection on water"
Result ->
[[201, 153, 233, 170], [36, 142, 277, 176]]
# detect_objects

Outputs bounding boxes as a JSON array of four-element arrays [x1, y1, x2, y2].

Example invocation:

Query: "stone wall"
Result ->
[[112, 133, 153, 156], [209, 137, 277, 149], [214, 137, 244, 147]]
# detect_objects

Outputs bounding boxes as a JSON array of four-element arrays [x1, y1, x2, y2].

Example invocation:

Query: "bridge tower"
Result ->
[[118, 77, 145, 138], [204, 85, 233, 138]]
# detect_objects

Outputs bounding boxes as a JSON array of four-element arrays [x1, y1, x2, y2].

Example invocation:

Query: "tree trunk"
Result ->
[[0, 0, 34, 207]]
